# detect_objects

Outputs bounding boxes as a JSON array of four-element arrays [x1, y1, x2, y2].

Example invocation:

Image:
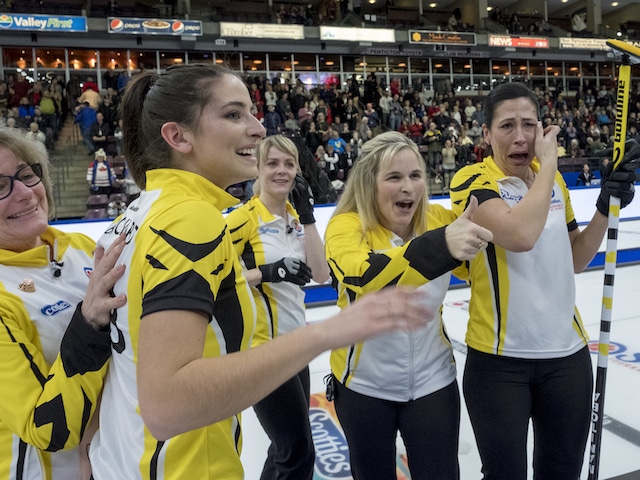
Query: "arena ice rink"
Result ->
[[56, 187, 640, 480]]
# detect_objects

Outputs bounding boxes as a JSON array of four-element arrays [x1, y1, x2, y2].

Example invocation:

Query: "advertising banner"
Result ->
[[108, 17, 202, 35], [0, 13, 87, 32]]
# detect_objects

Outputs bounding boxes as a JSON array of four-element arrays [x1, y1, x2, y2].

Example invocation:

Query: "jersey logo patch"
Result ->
[[41, 300, 72, 316]]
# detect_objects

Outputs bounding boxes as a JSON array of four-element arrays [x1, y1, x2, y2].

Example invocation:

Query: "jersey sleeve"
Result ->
[[138, 201, 234, 320], [559, 172, 579, 232], [226, 206, 255, 260], [0, 294, 110, 452], [325, 212, 459, 297], [449, 163, 502, 216]]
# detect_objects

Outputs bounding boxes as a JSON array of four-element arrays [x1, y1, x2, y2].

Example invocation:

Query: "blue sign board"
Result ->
[[0, 13, 87, 32], [108, 17, 202, 36]]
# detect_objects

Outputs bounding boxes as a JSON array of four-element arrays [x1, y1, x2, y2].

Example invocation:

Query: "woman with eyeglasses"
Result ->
[[0, 127, 127, 480]]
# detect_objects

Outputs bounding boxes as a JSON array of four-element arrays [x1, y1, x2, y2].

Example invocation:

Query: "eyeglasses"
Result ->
[[0, 164, 43, 201]]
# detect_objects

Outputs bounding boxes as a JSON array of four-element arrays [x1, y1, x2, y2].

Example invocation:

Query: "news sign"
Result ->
[[489, 35, 549, 49]]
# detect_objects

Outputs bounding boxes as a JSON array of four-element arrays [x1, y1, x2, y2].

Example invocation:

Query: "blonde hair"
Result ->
[[0, 127, 55, 219], [253, 135, 299, 196], [333, 131, 428, 235]]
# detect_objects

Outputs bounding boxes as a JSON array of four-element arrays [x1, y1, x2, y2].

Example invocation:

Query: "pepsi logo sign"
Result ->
[[110, 18, 124, 31]]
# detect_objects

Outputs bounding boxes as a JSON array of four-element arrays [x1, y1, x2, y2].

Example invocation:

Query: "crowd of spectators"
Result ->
[[0, 72, 67, 150], [0, 69, 126, 158], [240, 71, 640, 198]]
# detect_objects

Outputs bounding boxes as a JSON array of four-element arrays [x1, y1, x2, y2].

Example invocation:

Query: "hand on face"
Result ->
[[534, 121, 561, 167]]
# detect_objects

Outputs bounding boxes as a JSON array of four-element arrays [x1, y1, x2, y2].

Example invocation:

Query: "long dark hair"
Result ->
[[120, 64, 239, 189]]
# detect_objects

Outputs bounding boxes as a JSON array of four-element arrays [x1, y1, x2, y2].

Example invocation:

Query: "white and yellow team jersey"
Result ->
[[90, 169, 256, 480], [0, 228, 110, 480], [450, 156, 589, 358], [325, 204, 463, 402], [226, 197, 306, 347]]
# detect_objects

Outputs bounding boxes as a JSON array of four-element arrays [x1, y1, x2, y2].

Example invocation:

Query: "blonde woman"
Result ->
[[226, 135, 329, 479]]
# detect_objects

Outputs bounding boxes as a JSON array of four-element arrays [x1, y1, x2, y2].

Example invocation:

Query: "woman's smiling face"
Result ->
[[0, 146, 48, 252]]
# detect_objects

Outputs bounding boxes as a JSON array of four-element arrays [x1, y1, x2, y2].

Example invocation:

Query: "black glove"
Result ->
[[259, 257, 312, 286], [596, 139, 640, 216], [291, 173, 315, 224]]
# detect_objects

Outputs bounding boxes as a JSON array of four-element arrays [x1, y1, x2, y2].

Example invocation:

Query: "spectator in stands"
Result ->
[[571, 9, 588, 34], [358, 116, 372, 143], [563, 120, 578, 149], [0, 82, 8, 111], [111, 119, 125, 158], [17, 97, 35, 127], [324, 143, 340, 180], [585, 135, 605, 157], [339, 122, 353, 143], [364, 103, 381, 137], [338, 142, 356, 180], [473, 135, 491, 163], [576, 162, 593, 186], [569, 138, 582, 158], [291, 86, 308, 118], [447, 12, 458, 31], [103, 68, 119, 91], [277, 92, 293, 123], [284, 111, 300, 132], [327, 128, 347, 155], [441, 138, 458, 186], [304, 121, 322, 153], [401, 101, 417, 126], [315, 111, 330, 139], [74, 101, 97, 155], [86, 148, 121, 195], [25, 121, 46, 144], [38, 89, 59, 133], [12, 73, 31, 101], [343, 97, 358, 131], [388, 93, 403, 132], [90, 112, 111, 155], [31, 80, 43, 107], [350, 130, 364, 156], [463, 98, 476, 127], [378, 89, 391, 129], [264, 83, 278, 110], [408, 117, 425, 144], [468, 119, 483, 141], [557, 137, 567, 157], [117, 71, 129, 93], [99, 96, 118, 132], [423, 121, 443, 172], [78, 79, 102, 111], [264, 104, 282, 136], [471, 101, 485, 127]]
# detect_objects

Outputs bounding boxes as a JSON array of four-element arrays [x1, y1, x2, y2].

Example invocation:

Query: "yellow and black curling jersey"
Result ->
[[325, 205, 462, 402], [91, 169, 256, 480], [449, 156, 589, 359], [226, 197, 306, 347], [0, 227, 110, 480]]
